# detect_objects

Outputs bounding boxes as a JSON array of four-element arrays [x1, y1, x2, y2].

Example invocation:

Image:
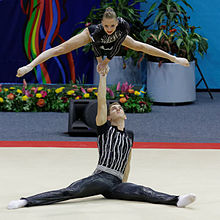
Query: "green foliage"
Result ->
[[140, 0, 208, 62], [122, 96, 152, 113]]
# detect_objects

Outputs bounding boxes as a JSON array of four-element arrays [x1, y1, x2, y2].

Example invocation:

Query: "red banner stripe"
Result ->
[[0, 141, 220, 149]]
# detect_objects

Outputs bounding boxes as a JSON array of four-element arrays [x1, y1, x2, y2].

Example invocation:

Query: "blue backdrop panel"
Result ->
[[0, 0, 99, 84], [188, 0, 220, 89], [140, 0, 220, 89]]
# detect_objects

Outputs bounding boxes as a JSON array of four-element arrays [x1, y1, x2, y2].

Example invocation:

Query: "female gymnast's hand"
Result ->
[[98, 64, 109, 76], [97, 62, 110, 73], [16, 65, 33, 78]]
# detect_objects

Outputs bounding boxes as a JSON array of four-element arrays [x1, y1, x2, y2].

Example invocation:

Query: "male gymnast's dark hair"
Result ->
[[107, 102, 122, 116]]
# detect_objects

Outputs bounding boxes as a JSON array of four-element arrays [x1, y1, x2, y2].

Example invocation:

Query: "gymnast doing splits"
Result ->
[[16, 7, 189, 79]]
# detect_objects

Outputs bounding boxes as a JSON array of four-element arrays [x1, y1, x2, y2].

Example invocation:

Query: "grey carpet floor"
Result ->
[[0, 92, 219, 143]]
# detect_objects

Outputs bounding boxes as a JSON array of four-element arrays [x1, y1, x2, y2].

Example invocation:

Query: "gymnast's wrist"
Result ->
[[103, 58, 110, 65], [96, 57, 103, 64]]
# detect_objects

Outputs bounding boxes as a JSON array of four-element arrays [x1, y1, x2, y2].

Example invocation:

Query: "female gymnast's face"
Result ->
[[108, 104, 126, 121], [102, 18, 118, 35]]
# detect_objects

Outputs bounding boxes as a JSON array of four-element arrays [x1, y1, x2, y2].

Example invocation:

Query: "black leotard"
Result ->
[[88, 17, 130, 60]]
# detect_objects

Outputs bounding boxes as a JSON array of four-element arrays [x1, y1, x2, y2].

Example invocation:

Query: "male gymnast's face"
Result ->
[[102, 18, 118, 35], [108, 104, 127, 122]]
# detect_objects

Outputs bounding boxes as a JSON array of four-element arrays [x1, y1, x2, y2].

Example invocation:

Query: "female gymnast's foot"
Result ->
[[177, 193, 196, 208], [174, 57, 190, 67], [16, 65, 33, 77]]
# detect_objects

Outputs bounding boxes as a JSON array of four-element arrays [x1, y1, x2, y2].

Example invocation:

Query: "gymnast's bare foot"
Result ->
[[173, 57, 190, 67], [16, 65, 33, 77]]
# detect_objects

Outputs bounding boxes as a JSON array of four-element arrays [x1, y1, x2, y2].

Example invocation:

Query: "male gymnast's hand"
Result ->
[[98, 64, 109, 77], [16, 65, 33, 78], [97, 57, 111, 73], [97, 62, 107, 73]]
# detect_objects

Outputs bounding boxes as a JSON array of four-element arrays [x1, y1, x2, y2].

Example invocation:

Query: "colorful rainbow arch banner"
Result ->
[[20, 0, 75, 84]]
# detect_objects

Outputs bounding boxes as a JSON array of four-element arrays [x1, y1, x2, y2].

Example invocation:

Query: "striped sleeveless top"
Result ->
[[94, 122, 134, 180]]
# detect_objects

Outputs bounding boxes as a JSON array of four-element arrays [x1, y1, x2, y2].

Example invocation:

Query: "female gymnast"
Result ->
[[16, 7, 190, 78]]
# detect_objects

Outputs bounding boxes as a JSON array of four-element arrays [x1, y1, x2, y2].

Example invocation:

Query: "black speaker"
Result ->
[[68, 99, 116, 136], [68, 99, 97, 136]]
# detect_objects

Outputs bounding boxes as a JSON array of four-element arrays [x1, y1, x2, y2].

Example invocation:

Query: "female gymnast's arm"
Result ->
[[122, 35, 189, 67], [122, 150, 132, 182], [16, 28, 92, 77]]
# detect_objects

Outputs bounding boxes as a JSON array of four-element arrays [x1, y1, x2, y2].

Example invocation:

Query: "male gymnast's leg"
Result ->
[[103, 182, 196, 208], [8, 172, 121, 209]]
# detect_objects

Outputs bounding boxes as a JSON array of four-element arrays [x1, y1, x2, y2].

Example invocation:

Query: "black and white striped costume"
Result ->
[[94, 122, 134, 180], [88, 17, 130, 60]]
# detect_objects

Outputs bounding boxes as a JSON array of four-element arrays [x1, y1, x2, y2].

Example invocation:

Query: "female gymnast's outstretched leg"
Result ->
[[16, 7, 190, 79]]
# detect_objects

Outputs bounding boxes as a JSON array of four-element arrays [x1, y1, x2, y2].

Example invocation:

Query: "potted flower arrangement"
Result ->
[[0, 81, 152, 113], [139, 0, 208, 103]]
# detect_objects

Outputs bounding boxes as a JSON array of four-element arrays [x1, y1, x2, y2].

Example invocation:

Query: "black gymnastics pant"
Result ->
[[23, 172, 178, 207]]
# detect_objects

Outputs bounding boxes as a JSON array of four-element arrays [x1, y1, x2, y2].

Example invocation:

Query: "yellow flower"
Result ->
[[94, 92, 98, 96], [17, 89, 22, 94], [140, 91, 146, 94], [0, 97, 4, 103], [55, 88, 61, 93], [10, 87, 15, 90], [134, 91, 141, 96], [37, 87, 44, 91], [4, 88, 9, 92], [92, 87, 98, 90], [84, 93, 90, 98], [55, 87, 64, 94], [119, 94, 124, 97], [75, 96, 80, 100], [22, 95, 28, 101], [47, 89, 51, 92], [67, 90, 75, 95], [36, 93, 42, 98]]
